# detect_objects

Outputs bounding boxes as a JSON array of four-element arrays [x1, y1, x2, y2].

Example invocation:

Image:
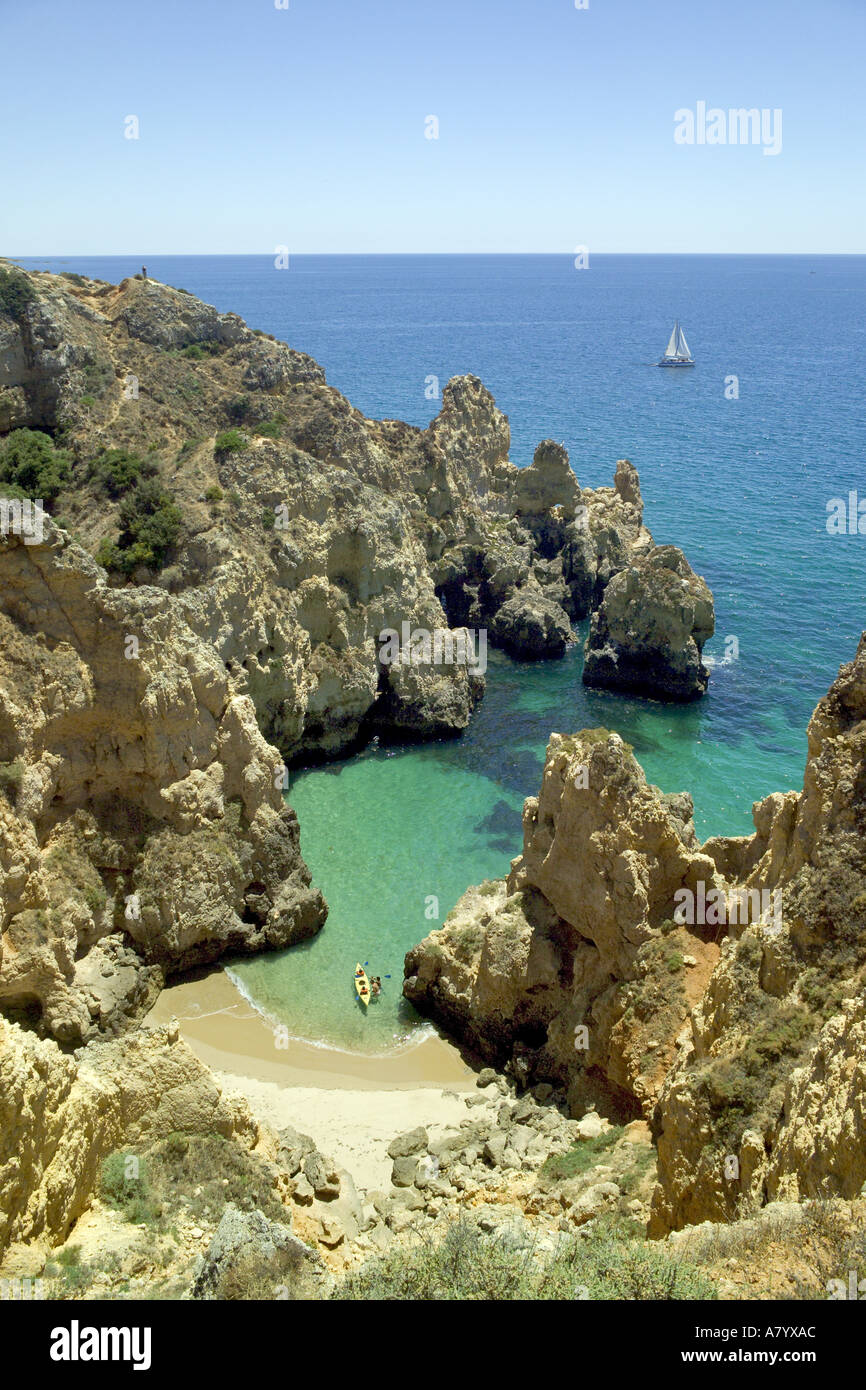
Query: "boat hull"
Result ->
[[658, 358, 695, 368], [354, 962, 370, 1007]]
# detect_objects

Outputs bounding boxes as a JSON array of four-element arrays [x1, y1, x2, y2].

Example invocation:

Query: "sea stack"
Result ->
[[582, 544, 715, 700]]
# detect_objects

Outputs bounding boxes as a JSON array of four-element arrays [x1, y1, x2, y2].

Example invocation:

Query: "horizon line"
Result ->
[[7, 250, 866, 260]]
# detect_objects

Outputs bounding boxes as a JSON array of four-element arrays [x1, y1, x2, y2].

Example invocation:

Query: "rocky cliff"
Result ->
[[405, 638, 866, 1232], [1, 262, 713, 769], [0, 516, 325, 1042], [0, 1015, 257, 1262], [650, 633, 866, 1232], [0, 263, 714, 1043], [583, 544, 715, 700], [404, 728, 722, 1120]]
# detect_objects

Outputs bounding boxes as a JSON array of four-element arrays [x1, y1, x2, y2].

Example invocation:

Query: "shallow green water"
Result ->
[[230, 642, 808, 1053]]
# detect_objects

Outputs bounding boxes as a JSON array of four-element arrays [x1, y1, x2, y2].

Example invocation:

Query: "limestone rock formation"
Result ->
[[650, 634, 866, 1232], [403, 636, 866, 1237], [583, 545, 715, 700], [190, 1204, 328, 1300], [0, 517, 325, 1042], [0, 1017, 256, 1262], [405, 728, 723, 1118], [1, 264, 712, 748]]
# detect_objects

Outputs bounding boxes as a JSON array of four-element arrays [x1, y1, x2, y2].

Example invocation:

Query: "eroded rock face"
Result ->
[[1, 267, 712, 733], [0, 1018, 256, 1261], [406, 641, 866, 1235], [404, 729, 722, 1119], [191, 1204, 328, 1301], [583, 545, 715, 700], [0, 519, 325, 1041], [649, 635, 866, 1233]]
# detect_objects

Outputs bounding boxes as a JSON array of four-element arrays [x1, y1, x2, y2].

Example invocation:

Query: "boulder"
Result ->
[[582, 545, 714, 700], [190, 1204, 326, 1300], [387, 1127, 428, 1159]]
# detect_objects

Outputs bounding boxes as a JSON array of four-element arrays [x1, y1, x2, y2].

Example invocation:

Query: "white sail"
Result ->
[[662, 321, 692, 360]]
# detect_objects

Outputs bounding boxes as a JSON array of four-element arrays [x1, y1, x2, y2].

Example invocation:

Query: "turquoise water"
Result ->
[[21, 254, 865, 1050], [230, 639, 801, 1052]]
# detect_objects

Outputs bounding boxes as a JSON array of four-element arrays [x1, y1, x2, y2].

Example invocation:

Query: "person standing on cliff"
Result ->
[[141, 265, 147, 278]]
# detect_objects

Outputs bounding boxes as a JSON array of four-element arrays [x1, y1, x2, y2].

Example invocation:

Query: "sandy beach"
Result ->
[[146, 967, 479, 1190]]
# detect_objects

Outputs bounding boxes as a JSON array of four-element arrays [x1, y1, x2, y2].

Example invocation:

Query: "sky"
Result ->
[[1, 0, 864, 254]]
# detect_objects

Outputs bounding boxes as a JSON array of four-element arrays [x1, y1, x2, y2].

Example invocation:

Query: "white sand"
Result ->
[[214, 1072, 476, 1192], [146, 967, 479, 1193]]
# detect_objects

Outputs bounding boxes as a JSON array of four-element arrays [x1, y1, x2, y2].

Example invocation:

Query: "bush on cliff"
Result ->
[[701, 1001, 815, 1147], [0, 760, 24, 800], [214, 429, 247, 458], [0, 266, 36, 319], [91, 447, 158, 498], [0, 429, 71, 504], [332, 1215, 716, 1301], [95, 477, 182, 575]]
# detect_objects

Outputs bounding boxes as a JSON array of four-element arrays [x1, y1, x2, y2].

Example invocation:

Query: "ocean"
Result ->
[[17, 253, 866, 1051]]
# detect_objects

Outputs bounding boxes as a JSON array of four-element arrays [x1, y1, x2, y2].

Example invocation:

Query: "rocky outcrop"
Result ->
[[406, 639, 866, 1237], [432, 443, 659, 663], [0, 1017, 257, 1263], [405, 728, 722, 1119], [583, 545, 715, 700], [1, 264, 712, 757], [650, 635, 866, 1232], [191, 1204, 329, 1300], [0, 518, 325, 1042]]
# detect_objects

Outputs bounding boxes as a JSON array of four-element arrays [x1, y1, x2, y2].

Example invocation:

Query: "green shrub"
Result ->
[[0, 429, 71, 504], [215, 429, 247, 458], [0, 267, 36, 319], [96, 478, 182, 575], [332, 1215, 716, 1301], [255, 417, 284, 439], [180, 341, 220, 360], [541, 1128, 623, 1181], [204, 485, 224, 503], [453, 922, 485, 962], [100, 1153, 162, 1226], [91, 447, 157, 498], [0, 760, 24, 798], [227, 396, 253, 424], [702, 1002, 816, 1145]]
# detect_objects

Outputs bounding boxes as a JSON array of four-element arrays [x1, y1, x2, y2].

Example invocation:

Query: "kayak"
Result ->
[[354, 963, 370, 1008]]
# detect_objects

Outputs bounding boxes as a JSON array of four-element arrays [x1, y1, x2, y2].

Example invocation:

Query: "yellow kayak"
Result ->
[[354, 963, 370, 1008]]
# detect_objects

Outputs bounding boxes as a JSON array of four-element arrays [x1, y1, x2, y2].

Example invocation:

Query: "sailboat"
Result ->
[[658, 320, 695, 367]]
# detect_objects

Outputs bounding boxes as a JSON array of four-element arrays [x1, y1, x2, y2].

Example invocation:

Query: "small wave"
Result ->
[[224, 967, 438, 1060]]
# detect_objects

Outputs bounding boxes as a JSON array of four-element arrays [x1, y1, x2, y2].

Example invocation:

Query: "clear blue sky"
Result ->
[[2, 0, 864, 253]]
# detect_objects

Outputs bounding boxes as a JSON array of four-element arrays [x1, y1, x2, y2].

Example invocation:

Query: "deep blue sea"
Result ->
[[17, 253, 866, 1049]]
